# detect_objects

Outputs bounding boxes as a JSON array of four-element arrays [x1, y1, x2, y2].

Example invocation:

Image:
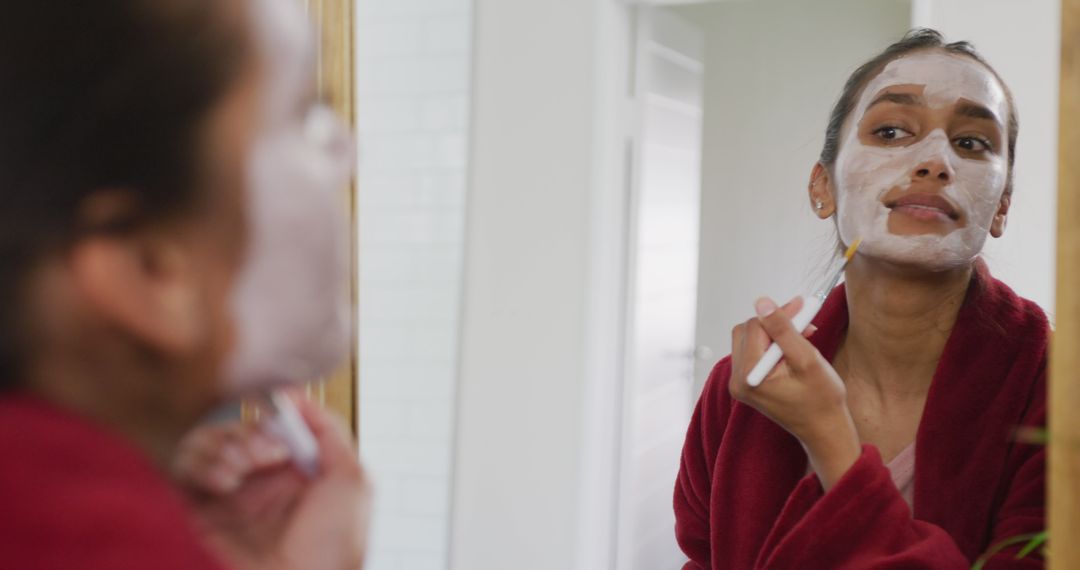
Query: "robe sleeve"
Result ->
[[675, 360, 736, 570], [754, 398, 1046, 569]]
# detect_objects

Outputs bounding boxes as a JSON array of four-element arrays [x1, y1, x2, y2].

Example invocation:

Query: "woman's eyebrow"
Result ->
[[955, 101, 1003, 126], [866, 91, 924, 111]]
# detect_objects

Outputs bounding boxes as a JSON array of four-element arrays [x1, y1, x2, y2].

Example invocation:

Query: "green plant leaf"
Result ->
[[1014, 427, 1049, 445], [1016, 531, 1048, 559], [972, 533, 1044, 570]]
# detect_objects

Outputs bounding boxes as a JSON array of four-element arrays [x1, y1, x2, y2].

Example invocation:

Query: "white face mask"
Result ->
[[833, 51, 1009, 271], [225, 0, 354, 393]]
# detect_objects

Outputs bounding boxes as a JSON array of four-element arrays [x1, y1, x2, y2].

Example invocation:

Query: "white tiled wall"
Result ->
[[355, 0, 472, 568]]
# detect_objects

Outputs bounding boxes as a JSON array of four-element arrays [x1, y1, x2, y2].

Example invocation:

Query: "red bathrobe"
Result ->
[[675, 265, 1047, 569], [0, 394, 227, 569]]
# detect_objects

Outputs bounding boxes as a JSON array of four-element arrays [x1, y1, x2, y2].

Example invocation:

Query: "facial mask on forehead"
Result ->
[[225, 0, 354, 393], [833, 52, 1009, 271]]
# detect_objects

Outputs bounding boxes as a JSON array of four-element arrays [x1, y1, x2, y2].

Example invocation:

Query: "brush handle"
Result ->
[[264, 391, 321, 477], [745, 297, 824, 387]]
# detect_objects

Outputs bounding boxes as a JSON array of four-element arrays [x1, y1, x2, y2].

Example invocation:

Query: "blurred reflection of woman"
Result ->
[[675, 30, 1047, 569], [0, 1, 370, 568]]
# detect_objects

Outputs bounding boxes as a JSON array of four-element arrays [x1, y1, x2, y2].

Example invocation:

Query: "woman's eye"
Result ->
[[873, 126, 913, 142], [955, 136, 992, 153]]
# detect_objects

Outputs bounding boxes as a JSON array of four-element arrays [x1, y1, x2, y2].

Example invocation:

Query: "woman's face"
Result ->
[[147, 0, 351, 398], [831, 50, 1011, 271], [224, 0, 353, 393]]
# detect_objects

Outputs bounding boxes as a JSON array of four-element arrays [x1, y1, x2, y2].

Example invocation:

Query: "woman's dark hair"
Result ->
[[819, 29, 1019, 192], [0, 1, 249, 386]]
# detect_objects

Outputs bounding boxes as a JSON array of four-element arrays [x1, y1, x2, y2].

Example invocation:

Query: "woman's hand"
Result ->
[[728, 296, 862, 490], [173, 397, 372, 570]]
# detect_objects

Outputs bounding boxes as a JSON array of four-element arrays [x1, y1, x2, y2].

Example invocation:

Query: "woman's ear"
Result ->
[[808, 163, 837, 219], [990, 192, 1011, 238], [69, 191, 206, 357]]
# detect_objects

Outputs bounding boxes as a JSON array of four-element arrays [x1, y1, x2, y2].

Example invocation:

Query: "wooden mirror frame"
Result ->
[[305, 0, 358, 434], [1051, 0, 1078, 567]]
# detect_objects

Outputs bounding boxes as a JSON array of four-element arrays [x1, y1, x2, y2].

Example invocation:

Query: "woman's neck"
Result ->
[[25, 351, 213, 470], [838, 256, 973, 399]]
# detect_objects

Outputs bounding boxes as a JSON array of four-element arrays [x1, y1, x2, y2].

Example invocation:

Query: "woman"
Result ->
[[0, 0, 369, 568], [675, 30, 1046, 569]]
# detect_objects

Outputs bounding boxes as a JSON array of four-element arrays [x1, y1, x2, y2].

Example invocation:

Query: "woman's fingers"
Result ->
[[175, 423, 243, 491], [292, 395, 366, 481], [175, 421, 292, 496], [241, 429, 291, 470], [754, 296, 804, 322], [274, 396, 372, 570], [756, 296, 818, 374], [743, 296, 804, 359], [728, 296, 812, 398]]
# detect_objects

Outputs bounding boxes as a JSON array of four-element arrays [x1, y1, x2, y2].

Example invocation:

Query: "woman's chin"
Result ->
[[856, 235, 978, 274]]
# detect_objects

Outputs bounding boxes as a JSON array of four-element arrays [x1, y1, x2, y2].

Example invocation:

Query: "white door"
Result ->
[[616, 7, 704, 570]]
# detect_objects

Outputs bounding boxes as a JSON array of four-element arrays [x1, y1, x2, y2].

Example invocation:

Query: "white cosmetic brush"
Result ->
[[264, 390, 321, 477], [746, 238, 862, 387]]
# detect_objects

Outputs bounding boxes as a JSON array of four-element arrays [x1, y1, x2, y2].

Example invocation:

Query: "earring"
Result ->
[[815, 200, 824, 211]]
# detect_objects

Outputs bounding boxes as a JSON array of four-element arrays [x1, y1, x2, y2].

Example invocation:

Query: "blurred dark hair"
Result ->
[[819, 28, 1018, 192], [0, 0, 249, 386]]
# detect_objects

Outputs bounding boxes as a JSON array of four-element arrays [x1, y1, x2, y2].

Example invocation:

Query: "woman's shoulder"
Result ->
[[975, 266, 1052, 345], [698, 357, 735, 413], [0, 394, 225, 569]]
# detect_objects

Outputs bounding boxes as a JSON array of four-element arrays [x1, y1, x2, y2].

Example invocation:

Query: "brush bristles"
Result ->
[[844, 238, 863, 261]]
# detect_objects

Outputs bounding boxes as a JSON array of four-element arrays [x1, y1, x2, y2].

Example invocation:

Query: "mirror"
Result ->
[[352, 0, 1061, 568]]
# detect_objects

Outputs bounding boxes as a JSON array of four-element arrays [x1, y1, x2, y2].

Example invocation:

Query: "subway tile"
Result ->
[[360, 552, 400, 570], [359, 362, 457, 399], [406, 400, 455, 442], [423, 16, 472, 55], [420, 94, 469, 131], [357, 20, 425, 57], [358, 323, 414, 360], [362, 442, 453, 477], [357, 98, 423, 133], [378, 514, 448, 551], [358, 57, 469, 96], [399, 475, 452, 517], [360, 134, 437, 170], [358, 246, 463, 284], [359, 286, 460, 321], [415, 57, 470, 92], [375, 0, 470, 17], [357, 174, 424, 208], [396, 552, 446, 570], [359, 209, 464, 245], [434, 134, 468, 169], [359, 400, 409, 439]]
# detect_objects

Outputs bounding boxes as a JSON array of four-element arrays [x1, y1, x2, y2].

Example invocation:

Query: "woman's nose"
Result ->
[[913, 159, 954, 183]]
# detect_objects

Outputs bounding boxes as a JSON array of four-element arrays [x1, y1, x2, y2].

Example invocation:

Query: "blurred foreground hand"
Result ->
[[173, 397, 371, 570]]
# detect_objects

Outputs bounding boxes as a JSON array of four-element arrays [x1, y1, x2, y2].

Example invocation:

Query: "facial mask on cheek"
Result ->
[[836, 131, 1006, 271], [226, 106, 354, 393], [224, 0, 355, 393]]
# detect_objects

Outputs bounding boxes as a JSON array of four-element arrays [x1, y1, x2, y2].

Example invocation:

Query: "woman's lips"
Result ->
[[885, 193, 960, 223]]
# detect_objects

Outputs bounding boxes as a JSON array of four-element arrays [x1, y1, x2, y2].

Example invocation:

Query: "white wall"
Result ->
[[680, 0, 913, 391], [355, 0, 473, 568], [450, 0, 631, 568], [913, 0, 1061, 317]]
